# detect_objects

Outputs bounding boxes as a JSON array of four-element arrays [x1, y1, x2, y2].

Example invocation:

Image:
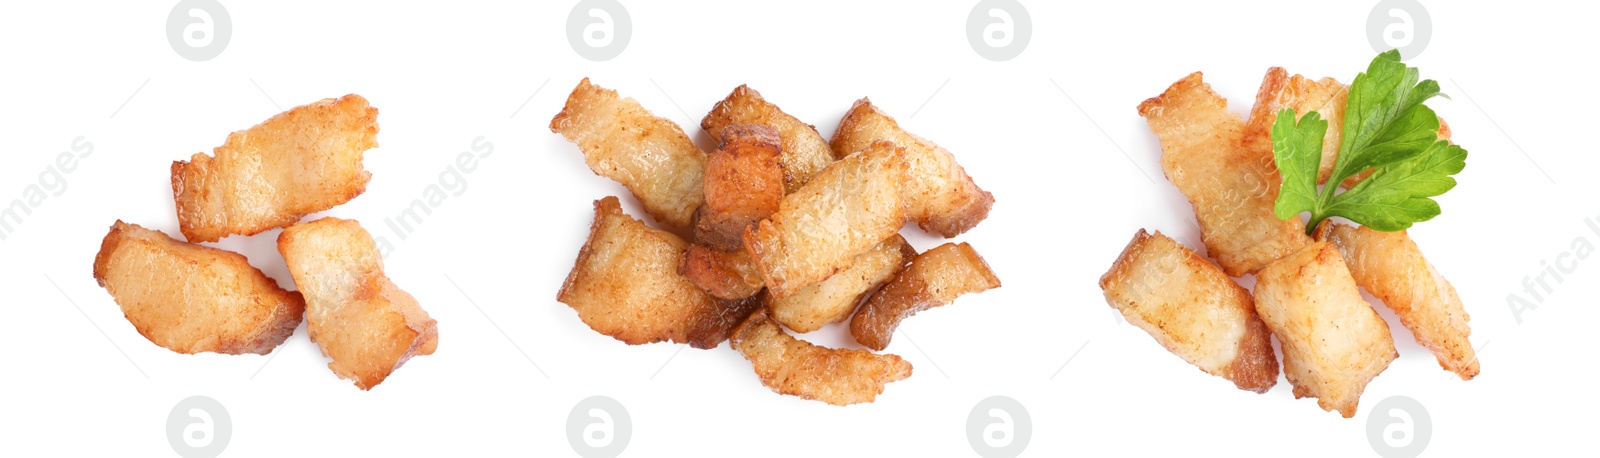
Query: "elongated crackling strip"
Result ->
[[1253, 242, 1396, 418], [701, 85, 835, 193], [850, 242, 1000, 351], [560, 197, 759, 349], [744, 141, 909, 299], [732, 308, 912, 406], [1319, 223, 1478, 380], [279, 217, 438, 390], [830, 98, 994, 238], [1138, 72, 1310, 276], [550, 78, 706, 229], [770, 235, 915, 333], [173, 94, 377, 242], [93, 220, 304, 355], [1098, 229, 1278, 393]]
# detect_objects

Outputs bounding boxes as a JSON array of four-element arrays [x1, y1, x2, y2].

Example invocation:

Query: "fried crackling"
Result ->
[[93, 220, 304, 355], [559, 197, 757, 349], [701, 85, 835, 193], [731, 308, 912, 406], [278, 217, 437, 390], [770, 235, 915, 333], [695, 124, 785, 252], [744, 141, 909, 299], [172, 94, 377, 242], [550, 78, 705, 229], [681, 244, 765, 301], [1138, 72, 1310, 276], [1319, 222, 1479, 380], [1097, 229, 1278, 393], [1253, 242, 1397, 418], [850, 242, 1000, 351], [830, 98, 993, 237]]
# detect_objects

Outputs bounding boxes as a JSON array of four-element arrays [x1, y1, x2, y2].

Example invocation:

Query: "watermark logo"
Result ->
[[966, 395, 1031, 458], [1366, 0, 1431, 60], [967, 0, 1031, 62], [1366, 395, 1431, 458], [1, 137, 93, 243], [567, 0, 631, 62], [166, 396, 231, 458], [567, 396, 631, 458], [166, 0, 231, 62], [375, 136, 493, 258]]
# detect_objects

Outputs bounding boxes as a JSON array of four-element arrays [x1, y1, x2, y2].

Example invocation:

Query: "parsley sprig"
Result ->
[[1272, 50, 1467, 234]]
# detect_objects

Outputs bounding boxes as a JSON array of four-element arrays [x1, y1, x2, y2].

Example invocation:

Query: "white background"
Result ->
[[1, 1, 1594, 456]]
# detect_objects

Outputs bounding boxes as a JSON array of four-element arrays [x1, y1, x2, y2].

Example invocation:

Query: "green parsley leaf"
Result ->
[[1271, 50, 1467, 234]]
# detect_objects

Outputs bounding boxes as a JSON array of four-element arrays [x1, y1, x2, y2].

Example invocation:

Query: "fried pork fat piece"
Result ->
[[744, 141, 909, 298], [278, 218, 438, 390], [92, 221, 304, 355], [1253, 242, 1397, 418], [1138, 72, 1310, 277], [550, 78, 705, 229], [172, 94, 377, 243], [694, 124, 785, 252], [681, 245, 765, 301], [1320, 223, 1479, 380], [731, 308, 912, 406], [770, 235, 915, 333], [850, 242, 1000, 351], [831, 98, 993, 237], [1242, 68, 1348, 185], [1242, 68, 1454, 189], [1098, 230, 1278, 393], [701, 85, 835, 193], [559, 197, 759, 349]]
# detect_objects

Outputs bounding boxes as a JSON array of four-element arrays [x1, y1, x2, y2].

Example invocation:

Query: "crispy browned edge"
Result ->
[[172, 94, 377, 243], [680, 244, 765, 300], [695, 124, 785, 252], [849, 242, 1001, 351], [830, 98, 994, 238], [558, 196, 757, 349], [93, 220, 304, 355], [731, 307, 913, 405], [1097, 229, 1278, 393]]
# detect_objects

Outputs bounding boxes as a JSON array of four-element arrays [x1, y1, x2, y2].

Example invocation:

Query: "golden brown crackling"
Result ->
[[1098, 229, 1278, 393], [1139, 72, 1310, 277], [850, 242, 1000, 351], [731, 308, 912, 406], [173, 94, 377, 242], [830, 98, 993, 237], [743, 141, 909, 298], [278, 217, 437, 390], [1321, 223, 1478, 380], [770, 235, 915, 333], [701, 85, 835, 193], [694, 124, 785, 252], [93, 220, 304, 355], [1253, 241, 1397, 418], [559, 197, 756, 349], [1242, 67, 1349, 185], [550, 78, 705, 229], [680, 244, 765, 301]]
